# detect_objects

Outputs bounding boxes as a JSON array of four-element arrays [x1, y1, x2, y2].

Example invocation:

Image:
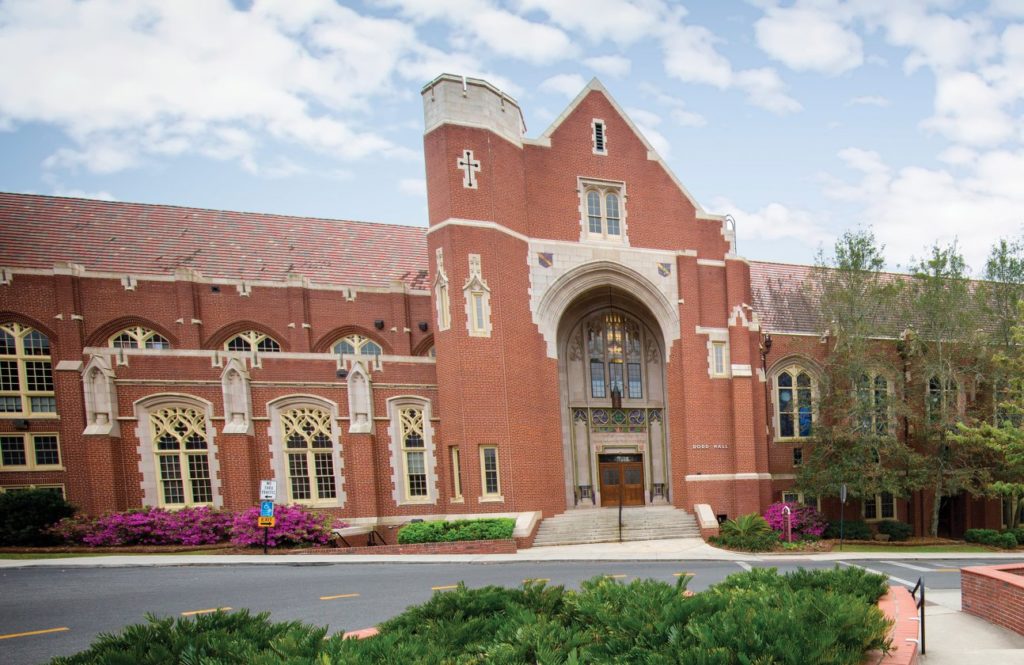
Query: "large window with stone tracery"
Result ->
[[774, 365, 815, 439], [587, 312, 644, 400], [0, 322, 56, 416], [280, 407, 337, 503], [110, 326, 170, 349], [399, 406, 428, 499], [225, 330, 280, 353], [150, 406, 214, 506]]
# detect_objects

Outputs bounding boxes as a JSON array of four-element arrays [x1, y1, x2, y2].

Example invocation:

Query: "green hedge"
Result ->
[[876, 520, 913, 542], [396, 517, 515, 544], [52, 567, 892, 665], [964, 528, 1018, 549], [825, 519, 873, 540], [0, 488, 76, 546]]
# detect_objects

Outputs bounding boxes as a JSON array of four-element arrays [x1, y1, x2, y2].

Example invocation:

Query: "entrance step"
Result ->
[[532, 506, 700, 547]]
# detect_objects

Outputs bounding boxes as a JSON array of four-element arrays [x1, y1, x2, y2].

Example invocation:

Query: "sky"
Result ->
[[1, 0, 1022, 274]]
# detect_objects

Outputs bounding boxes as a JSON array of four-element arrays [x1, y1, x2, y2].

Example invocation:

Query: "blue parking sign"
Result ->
[[260, 500, 274, 518]]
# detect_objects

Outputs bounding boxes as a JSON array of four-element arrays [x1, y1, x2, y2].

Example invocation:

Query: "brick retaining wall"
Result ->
[[865, 586, 919, 665], [962, 564, 1024, 636]]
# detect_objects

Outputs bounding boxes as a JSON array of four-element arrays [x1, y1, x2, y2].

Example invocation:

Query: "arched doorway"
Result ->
[[557, 289, 670, 509]]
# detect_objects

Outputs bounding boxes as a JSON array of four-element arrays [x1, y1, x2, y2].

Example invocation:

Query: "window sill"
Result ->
[[478, 495, 504, 503], [0, 414, 60, 420], [450, 496, 465, 503], [0, 466, 65, 473], [399, 498, 435, 506]]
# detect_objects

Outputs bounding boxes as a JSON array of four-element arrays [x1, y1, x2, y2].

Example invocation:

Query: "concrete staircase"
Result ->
[[532, 506, 701, 547]]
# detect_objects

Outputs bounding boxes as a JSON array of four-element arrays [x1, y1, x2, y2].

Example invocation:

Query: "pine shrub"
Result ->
[[0, 489, 76, 546], [54, 568, 894, 665]]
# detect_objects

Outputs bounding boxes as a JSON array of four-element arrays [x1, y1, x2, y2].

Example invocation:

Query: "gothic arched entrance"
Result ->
[[557, 289, 670, 509]]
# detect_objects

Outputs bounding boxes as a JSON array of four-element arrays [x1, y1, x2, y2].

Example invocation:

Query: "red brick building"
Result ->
[[0, 75, 1001, 538]]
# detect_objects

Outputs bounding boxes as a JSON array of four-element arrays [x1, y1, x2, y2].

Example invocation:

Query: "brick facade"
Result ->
[[0, 74, 1003, 537], [962, 564, 1024, 636]]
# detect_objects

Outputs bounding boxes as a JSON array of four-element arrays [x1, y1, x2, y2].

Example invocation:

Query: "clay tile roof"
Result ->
[[749, 261, 820, 334], [0, 192, 430, 289]]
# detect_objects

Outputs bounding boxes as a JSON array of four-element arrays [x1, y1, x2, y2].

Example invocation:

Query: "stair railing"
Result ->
[[618, 490, 623, 542]]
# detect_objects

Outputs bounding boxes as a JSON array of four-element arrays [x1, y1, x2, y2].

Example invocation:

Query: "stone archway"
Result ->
[[556, 288, 671, 509]]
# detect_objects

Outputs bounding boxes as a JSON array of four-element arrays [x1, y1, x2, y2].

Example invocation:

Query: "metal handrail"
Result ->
[[910, 577, 926, 655], [618, 490, 623, 543]]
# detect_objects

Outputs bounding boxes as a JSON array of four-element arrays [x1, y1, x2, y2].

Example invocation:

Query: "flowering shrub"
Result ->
[[763, 502, 828, 541], [50, 506, 233, 546], [230, 505, 340, 548]]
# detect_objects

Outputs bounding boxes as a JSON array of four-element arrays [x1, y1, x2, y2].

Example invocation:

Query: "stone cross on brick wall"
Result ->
[[457, 149, 480, 189]]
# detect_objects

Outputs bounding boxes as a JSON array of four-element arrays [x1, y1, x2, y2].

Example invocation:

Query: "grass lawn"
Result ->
[[835, 543, 994, 553], [0, 550, 219, 559]]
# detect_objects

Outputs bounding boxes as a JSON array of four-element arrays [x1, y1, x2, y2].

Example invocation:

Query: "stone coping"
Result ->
[[864, 586, 920, 665]]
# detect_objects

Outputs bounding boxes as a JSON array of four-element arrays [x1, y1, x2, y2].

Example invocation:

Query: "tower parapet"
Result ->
[[422, 74, 526, 146]]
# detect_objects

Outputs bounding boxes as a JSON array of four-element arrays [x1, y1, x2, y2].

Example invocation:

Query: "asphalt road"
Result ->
[[2, 557, 1020, 665]]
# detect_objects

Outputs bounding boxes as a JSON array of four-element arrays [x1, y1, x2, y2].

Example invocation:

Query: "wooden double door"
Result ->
[[599, 454, 645, 506]]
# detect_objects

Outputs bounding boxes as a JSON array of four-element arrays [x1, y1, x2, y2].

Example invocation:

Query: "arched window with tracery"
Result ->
[[110, 326, 170, 349], [333, 334, 382, 356], [927, 375, 957, 424], [225, 330, 281, 353], [587, 312, 644, 400], [150, 406, 214, 506], [774, 364, 815, 439], [280, 407, 337, 503], [0, 322, 55, 416], [856, 373, 891, 435]]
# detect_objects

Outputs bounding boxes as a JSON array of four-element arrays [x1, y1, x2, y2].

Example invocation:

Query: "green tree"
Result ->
[[902, 242, 994, 536], [797, 230, 924, 503], [951, 238, 1024, 527]]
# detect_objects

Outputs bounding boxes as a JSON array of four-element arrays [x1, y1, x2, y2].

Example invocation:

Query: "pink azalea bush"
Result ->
[[50, 506, 233, 546], [49, 504, 347, 549], [763, 501, 828, 541], [229, 505, 342, 548]]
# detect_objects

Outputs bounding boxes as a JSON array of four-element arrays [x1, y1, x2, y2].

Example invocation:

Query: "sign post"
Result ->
[[839, 483, 848, 552], [258, 481, 277, 555]]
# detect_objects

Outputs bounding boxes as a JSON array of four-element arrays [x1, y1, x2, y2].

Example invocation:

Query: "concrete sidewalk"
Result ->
[[918, 588, 1024, 664], [2, 537, 1024, 567]]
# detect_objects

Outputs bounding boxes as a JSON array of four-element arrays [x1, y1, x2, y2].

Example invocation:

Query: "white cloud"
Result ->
[[540, 73, 587, 98], [709, 197, 832, 246], [937, 145, 978, 166], [0, 0, 431, 174], [822, 147, 1024, 270], [733, 68, 802, 114], [51, 187, 116, 201], [671, 109, 706, 128], [755, 6, 863, 75], [384, 0, 575, 65], [399, 177, 426, 197], [583, 55, 631, 78], [514, 0, 659, 45], [638, 84, 706, 127], [848, 95, 890, 107], [920, 71, 1016, 146], [625, 107, 670, 157]]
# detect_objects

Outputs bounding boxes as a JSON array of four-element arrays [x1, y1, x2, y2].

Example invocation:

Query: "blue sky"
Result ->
[[1, 0, 1022, 273]]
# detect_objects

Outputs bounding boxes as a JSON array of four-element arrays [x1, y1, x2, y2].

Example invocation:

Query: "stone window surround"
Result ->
[[134, 393, 224, 509], [463, 254, 492, 338], [478, 444, 503, 502], [386, 396, 438, 506], [266, 394, 346, 508], [770, 360, 819, 442], [577, 177, 628, 245], [696, 327, 731, 379], [592, 118, 607, 155]]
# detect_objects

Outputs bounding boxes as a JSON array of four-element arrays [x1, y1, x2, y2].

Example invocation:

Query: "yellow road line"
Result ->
[[181, 607, 232, 616], [0, 627, 69, 640], [932, 568, 960, 573], [523, 578, 550, 584], [673, 572, 695, 577], [320, 593, 361, 601], [431, 584, 458, 591], [604, 574, 627, 579]]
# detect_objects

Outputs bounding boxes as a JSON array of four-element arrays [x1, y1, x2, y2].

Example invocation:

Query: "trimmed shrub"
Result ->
[[1006, 527, 1024, 544], [230, 505, 337, 548], [965, 529, 1017, 549], [825, 519, 873, 540], [397, 517, 515, 544], [51, 506, 233, 547], [763, 501, 828, 540], [52, 568, 893, 665], [711, 513, 777, 552], [0, 489, 76, 546], [876, 520, 913, 542]]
